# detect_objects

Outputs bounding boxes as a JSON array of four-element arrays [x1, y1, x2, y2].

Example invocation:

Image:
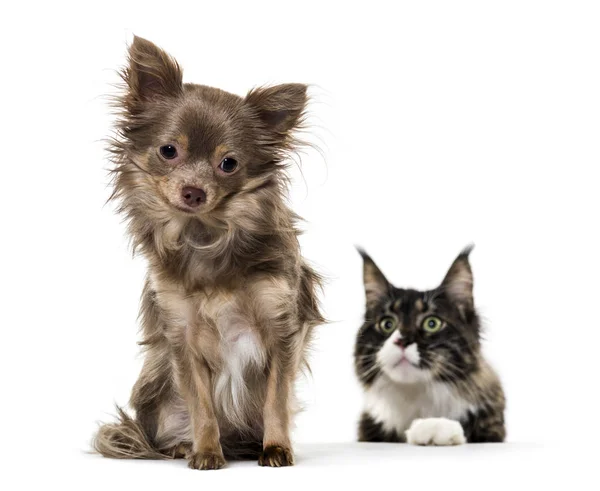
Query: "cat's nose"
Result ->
[[181, 186, 206, 208], [394, 337, 406, 349]]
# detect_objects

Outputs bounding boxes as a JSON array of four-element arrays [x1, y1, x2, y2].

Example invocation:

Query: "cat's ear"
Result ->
[[441, 245, 475, 310], [124, 36, 183, 111], [357, 248, 391, 309]]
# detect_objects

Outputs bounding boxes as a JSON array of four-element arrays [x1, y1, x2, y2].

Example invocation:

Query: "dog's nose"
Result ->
[[181, 186, 206, 208]]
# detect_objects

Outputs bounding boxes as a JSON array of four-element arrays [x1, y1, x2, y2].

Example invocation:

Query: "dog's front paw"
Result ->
[[188, 451, 226, 470], [258, 445, 294, 467], [406, 418, 466, 446]]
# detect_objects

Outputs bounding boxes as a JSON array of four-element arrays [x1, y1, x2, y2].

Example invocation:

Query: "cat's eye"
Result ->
[[422, 316, 443, 333], [219, 157, 238, 173], [378, 316, 397, 334], [159, 145, 178, 160]]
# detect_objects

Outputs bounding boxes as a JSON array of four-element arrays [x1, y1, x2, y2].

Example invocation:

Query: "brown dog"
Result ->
[[93, 36, 324, 469]]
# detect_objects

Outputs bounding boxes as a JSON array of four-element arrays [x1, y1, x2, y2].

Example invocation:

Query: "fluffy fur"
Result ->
[[93, 36, 324, 469], [354, 246, 506, 444]]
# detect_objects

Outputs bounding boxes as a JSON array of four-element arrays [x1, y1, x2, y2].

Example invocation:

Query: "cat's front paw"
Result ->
[[188, 451, 226, 470], [406, 418, 466, 446]]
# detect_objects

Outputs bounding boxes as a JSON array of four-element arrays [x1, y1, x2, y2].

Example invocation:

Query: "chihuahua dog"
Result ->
[[93, 36, 323, 470]]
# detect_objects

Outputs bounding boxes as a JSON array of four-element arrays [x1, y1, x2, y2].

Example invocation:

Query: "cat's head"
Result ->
[[354, 246, 481, 387]]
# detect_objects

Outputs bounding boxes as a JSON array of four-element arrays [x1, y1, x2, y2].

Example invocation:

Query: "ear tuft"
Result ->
[[245, 83, 308, 134], [357, 247, 391, 309], [442, 244, 475, 309], [124, 36, 183, 111]]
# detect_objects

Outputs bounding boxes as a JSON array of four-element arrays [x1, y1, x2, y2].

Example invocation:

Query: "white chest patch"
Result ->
[[152, 275, 267, 430], [213, 304, 266, 427], [364, 376, 476, 436]]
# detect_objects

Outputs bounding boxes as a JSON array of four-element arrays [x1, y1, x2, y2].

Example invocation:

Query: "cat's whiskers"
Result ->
[[360, 363, 381, 379], [358, 343, 384, 350], [356, 353, 377, 360]]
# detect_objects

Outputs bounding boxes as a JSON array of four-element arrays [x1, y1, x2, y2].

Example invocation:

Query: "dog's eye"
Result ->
[[160, 145, 178, 160], [219, 158, 238, 173]]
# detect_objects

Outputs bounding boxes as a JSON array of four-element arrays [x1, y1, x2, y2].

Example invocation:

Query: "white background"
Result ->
[[2, 0, 599, 489]]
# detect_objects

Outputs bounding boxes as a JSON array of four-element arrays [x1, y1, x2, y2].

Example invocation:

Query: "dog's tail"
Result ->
[[93, 406, 169, 460]]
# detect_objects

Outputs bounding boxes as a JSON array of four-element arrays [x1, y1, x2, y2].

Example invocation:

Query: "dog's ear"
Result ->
[[245, 84, 308, 136], [123, 36, 183, 111]]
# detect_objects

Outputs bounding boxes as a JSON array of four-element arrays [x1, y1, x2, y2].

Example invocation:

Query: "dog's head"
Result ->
[[111, 36, 307, 226]]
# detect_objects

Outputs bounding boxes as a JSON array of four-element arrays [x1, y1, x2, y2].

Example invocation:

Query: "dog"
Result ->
[[93, 36, 324, 470]]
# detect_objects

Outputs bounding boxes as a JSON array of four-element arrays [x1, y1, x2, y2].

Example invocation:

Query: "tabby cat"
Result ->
[[354, 246, 505, 445]]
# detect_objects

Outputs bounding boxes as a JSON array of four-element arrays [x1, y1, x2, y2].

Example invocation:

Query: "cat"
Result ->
[[354, 246, 505, 445]]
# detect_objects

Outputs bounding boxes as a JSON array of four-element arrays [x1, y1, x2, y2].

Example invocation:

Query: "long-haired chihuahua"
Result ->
[[94, 36, 323, 470]]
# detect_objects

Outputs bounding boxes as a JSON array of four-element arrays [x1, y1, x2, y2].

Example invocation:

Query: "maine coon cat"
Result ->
[[93, 36, 324, 469], [354, 247, 505, 444]]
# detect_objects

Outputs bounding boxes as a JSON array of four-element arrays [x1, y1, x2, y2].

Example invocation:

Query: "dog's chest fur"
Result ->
[[364, 376, 477, 435], [151, 273, 293, 428]]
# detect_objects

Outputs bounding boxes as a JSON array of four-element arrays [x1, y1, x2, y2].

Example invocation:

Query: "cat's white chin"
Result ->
[[378, 331, 430, 384], [383, 362, 431, 384]]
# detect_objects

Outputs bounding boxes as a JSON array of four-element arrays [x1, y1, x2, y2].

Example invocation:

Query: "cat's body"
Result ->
[[355, 247, 505, 445]]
